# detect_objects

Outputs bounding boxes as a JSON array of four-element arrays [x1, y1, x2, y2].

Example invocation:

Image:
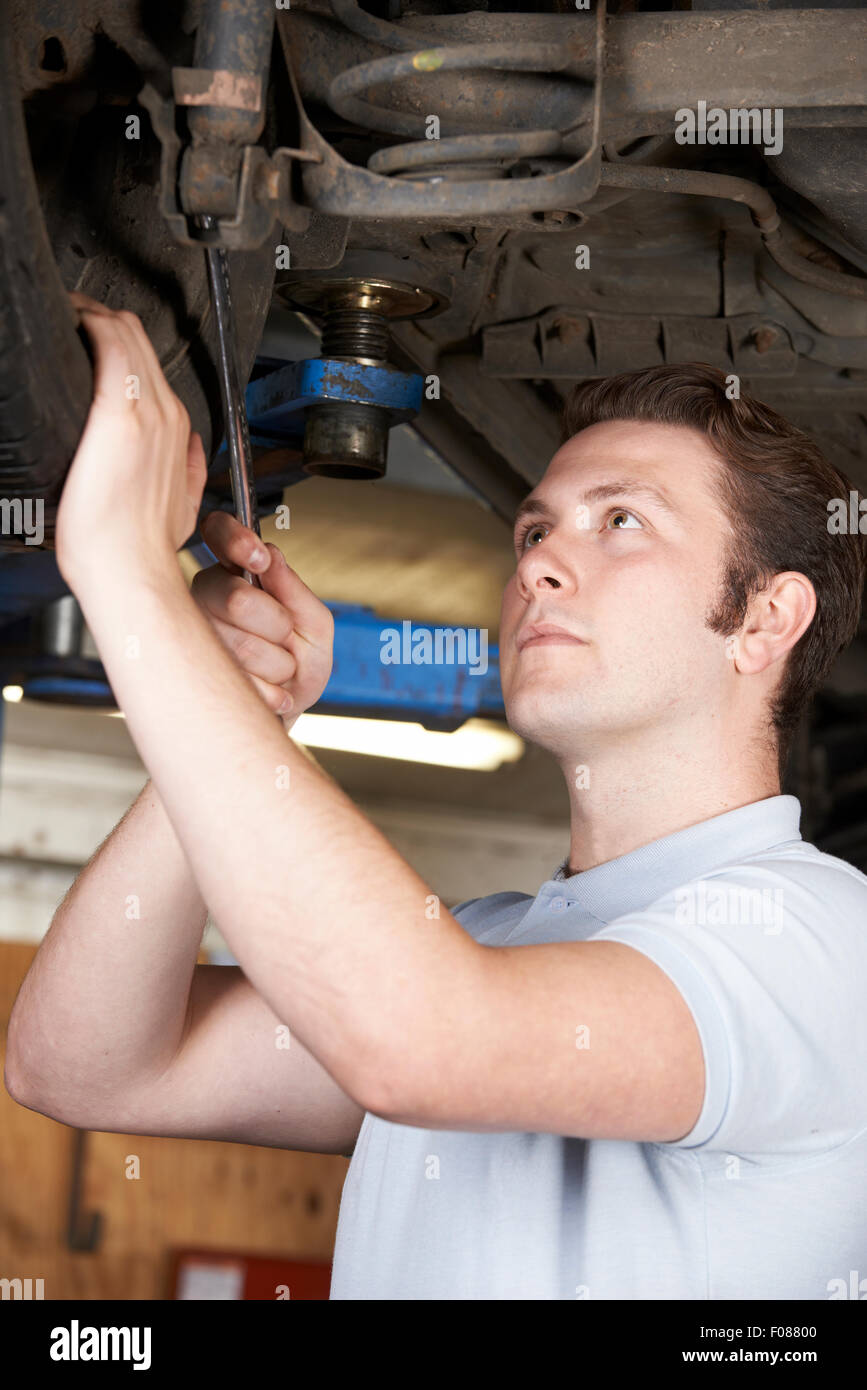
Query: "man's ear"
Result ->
[[732, 572, 816, 674]]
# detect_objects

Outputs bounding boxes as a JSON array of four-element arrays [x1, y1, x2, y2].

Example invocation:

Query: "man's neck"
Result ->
[[555, 725, 780, 875]]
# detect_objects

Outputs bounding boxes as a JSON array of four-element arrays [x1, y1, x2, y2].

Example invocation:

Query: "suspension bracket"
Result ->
[[276, 1, 606, 220]]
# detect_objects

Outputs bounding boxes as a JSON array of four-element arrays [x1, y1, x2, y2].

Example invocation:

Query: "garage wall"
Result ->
[[0, 739, 568, 949], [0, 941, 347, 1301]]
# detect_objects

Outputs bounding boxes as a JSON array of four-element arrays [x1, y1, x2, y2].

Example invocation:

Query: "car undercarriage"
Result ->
[[1, 0, 866, 860]]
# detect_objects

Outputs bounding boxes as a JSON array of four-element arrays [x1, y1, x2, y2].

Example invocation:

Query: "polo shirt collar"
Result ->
[[544, 794, 803, 924]]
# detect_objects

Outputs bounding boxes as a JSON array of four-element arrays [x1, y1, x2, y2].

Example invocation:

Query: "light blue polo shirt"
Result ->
[[329, 795, 867, 1300]]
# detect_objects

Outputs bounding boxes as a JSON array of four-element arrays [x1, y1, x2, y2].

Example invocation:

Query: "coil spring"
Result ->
[[326, 0, 585, 180]]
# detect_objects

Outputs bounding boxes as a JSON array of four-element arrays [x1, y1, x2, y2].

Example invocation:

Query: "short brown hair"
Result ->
[[559, 363, 867, 782]]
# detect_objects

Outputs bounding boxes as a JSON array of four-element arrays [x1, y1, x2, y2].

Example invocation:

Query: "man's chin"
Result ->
[[503, 687, 591, 751]]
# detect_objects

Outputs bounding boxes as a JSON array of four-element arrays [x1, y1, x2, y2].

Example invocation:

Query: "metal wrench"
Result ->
[[198, 213, 262, 588], [197, 217, 291, 726]]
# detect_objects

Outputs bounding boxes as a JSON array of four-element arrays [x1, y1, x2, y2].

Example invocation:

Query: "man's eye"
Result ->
[[516, 522, 547, 550], [607, 508, 642, 530]]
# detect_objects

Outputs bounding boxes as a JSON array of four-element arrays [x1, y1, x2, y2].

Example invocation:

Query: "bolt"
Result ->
[[321, 307, 389, 363], [552, 316, 584, 345], [753, 326, 778, 354]]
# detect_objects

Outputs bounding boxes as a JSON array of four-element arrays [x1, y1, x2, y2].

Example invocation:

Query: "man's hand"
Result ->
[[56, 291, 208, 589], [191, 512, 335, 722]]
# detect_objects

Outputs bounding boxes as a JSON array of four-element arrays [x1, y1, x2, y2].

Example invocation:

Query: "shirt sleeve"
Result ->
[[449, 898, 480, 917], [450, 891, 533, 945], [588, 857, 867, 1157]]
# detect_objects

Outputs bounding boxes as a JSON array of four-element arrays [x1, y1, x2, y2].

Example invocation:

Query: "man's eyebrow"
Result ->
[[513, 495, 556, 528], [513, 478, 680, 527], [582, 479, 681, 519]]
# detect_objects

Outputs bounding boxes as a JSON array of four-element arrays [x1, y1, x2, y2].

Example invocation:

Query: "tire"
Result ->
[[0, 11, 92, 552], [0, 6, 277, 553]]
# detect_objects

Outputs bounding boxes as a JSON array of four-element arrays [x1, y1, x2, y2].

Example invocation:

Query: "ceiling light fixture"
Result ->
[[290, 714, 524, 771]]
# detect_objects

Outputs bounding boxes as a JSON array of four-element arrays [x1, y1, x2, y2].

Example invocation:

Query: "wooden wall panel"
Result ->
[[1, 942, 349, 1300]]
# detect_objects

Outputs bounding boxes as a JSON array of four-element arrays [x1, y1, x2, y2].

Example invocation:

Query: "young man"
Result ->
[[6, 296, 867, 1300]]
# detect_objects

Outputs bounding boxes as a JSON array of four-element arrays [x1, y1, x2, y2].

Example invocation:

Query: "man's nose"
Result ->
[[516, 538, 572, 598]]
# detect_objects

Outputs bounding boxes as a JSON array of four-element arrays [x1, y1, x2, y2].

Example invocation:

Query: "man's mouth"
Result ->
[[516, 623, 588, 653]]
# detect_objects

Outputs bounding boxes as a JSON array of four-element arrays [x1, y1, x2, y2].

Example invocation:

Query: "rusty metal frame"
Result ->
[[480, 308, 800, 379], [600, 8, 867, 140], [278, 3, 606, 220], [13, 4, 867, 241], [139, 82, 320, 250]]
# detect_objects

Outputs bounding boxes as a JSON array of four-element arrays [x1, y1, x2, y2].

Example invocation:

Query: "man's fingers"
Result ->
[[204, 614, 298, 686], [71, 299, 167, 416], [196, 520, 333, 651], [200, 509, 270, 575], [257, 543, 335, 647], [193, 568, 294, 646], [69, 293, 178, 416], [69, 290, 115, 318], [73, 309, 143, 414], [247, 672, 295, 716]]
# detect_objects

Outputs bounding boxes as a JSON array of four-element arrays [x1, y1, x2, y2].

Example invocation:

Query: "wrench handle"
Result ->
[[199, 216, 262, 588]]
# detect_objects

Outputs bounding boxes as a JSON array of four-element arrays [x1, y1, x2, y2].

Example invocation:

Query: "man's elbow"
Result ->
[[4, 1040, 83, 1127], [4, 1056, 56, 1119], [349, 1035, 440, 1128], [4, 1029, 37, 1107], [348, 1035, 421, 1125]]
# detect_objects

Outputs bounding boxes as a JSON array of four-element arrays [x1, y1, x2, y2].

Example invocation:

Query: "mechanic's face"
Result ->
[[499, 419, 736, 757]]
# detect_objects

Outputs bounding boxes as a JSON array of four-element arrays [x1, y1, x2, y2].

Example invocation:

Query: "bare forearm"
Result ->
[[48, 294, 480, 1120], [7, 777, 207, 1107], [70, 558, 482, 1106]]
